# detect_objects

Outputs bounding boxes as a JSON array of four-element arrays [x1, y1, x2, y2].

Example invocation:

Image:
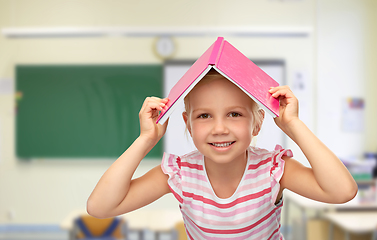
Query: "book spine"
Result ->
[[208, 37, 224, 65]]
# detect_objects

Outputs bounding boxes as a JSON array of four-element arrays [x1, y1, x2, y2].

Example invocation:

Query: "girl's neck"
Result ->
[[204, 151, 248, 198]]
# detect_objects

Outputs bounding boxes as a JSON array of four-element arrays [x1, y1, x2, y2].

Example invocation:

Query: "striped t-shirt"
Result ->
[[161, 145, 293, 240]]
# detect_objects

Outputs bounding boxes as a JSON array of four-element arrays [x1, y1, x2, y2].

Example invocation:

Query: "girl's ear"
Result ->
[[252, 109, 265, 136], [182, 112, 192, 135]]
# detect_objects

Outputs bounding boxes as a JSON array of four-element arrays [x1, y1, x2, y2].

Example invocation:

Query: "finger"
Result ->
[[164, 117, 169, 125], [144, 102, 165, 116], [139, 103, 161, 120], [157, 117, 169, 129], [141, 96, 166, 108], [269, 86, 283, 96], [270, 88, 289, 98], [151, 96, 168, 101], [269, 87, 294, 99], [159, 117, 170, 134], [148, 96, 163, 102], [140, 97, 168, 115], [148, 96, 169, 105], [140, 97, 153, 114], [269, 85, 291, 92], [278, 96, 288, 106]]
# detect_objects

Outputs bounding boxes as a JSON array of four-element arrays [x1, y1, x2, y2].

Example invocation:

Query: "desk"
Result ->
[[325, 212, 377, 240], [122, 209, 183, 232], [284, 190, 377, 240], [61, 209, 183, 240], [284, 190, 377, 211]]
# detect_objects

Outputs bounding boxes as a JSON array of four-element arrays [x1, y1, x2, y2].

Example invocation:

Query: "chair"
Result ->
[[71, 215, 128, 240], [174, 221, 187, 240]]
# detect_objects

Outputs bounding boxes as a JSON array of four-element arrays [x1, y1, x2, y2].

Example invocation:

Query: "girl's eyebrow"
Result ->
[[192, 108, 211, 114], [222, 106, 249, 112], [192, 106, 248, 114], [227, 106, 248, 111]]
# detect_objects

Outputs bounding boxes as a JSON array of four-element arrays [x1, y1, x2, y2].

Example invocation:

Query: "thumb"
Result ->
[[161, 117, 169, 131], [157, 117, 170, 137]]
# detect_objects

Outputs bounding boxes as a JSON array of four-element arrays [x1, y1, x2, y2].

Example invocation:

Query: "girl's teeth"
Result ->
[[212, 142, 232, 147]]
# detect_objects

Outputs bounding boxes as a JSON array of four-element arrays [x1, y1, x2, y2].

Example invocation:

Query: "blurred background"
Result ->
[[0, 0, 377, 239]]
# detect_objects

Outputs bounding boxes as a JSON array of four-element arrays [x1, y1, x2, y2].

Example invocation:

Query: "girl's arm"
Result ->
[[269, 86, 358, 204], [87, 97, 171, 218]]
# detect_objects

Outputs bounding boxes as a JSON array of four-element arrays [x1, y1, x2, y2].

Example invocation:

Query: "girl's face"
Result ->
[[183, 77, 257, 165]]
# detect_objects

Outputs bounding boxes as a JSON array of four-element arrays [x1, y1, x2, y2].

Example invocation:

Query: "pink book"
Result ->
[[157, 37, 280, 124]]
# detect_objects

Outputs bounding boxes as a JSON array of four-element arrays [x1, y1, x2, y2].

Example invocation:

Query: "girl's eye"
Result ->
[[198, 113, 210, 119], [229, 112, 241, 117]]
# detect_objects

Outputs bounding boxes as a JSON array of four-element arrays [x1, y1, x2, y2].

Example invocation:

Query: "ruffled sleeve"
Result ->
[[270, 145, 293, 204], [161, 152, 183, 204]]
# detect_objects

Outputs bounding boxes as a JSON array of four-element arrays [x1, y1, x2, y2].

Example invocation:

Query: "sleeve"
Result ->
[[270, 145, 293, 204], [161, 152, 183, 204]]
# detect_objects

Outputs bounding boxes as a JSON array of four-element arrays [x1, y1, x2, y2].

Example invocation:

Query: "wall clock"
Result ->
[[153, 36, 176, 60]]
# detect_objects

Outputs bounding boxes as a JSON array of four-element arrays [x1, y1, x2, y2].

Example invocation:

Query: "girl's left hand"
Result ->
[[269, 86, 299, 132]]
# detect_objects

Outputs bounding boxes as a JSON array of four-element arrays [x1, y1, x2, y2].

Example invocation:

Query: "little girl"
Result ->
[[87, 70, 357, 239]]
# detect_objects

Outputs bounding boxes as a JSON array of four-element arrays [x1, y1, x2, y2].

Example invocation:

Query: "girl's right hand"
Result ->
[[138, 97, 169, 144]]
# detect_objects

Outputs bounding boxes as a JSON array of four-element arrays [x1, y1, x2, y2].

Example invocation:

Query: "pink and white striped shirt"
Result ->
[[161, 145, 293, 240]]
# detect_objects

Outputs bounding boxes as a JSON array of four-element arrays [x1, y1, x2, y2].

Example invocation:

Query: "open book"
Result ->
[[157, 37, 280, 124]]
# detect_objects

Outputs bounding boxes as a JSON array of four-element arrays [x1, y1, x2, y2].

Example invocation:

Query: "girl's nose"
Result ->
[[211, 119, 229, 135]]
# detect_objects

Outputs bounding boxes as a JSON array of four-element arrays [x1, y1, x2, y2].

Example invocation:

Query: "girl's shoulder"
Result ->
[[163, 149, 202, 159], [248, 144, 291, 156], [162, 150, 203, 171], [180, 150, 203, 160], [248, 145, 293, 161], [248, 145, 271, 155]]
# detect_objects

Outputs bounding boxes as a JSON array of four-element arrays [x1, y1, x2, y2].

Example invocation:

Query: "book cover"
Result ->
[[157, 37, 280, 124]]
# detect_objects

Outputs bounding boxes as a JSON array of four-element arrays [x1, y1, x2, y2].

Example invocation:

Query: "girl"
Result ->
[[87, 70, 357, 239]]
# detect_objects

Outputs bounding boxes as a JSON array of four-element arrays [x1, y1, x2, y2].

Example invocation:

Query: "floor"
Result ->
[[0, 225, 67, 240], [0, 225, 292, 240], [0, 228, 175, 240]]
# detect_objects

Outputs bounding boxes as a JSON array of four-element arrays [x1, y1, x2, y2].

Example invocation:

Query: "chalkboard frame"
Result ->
[[16, 64, 163, 159]]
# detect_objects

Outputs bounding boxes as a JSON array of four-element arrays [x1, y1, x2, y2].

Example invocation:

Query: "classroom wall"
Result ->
[[363, 0, 377, 152], [316, 0, 377, 157], [0, 0, 375, 225]]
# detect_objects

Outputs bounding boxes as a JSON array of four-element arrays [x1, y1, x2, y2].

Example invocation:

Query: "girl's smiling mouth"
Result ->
[[209, 141, 236, 147]]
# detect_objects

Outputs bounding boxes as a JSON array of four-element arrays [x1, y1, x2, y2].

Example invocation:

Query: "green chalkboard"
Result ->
[[16, 65, 163, 159]]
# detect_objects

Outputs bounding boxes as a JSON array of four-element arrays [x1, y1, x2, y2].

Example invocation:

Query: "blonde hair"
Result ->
[[183, 69, 265, 137]]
